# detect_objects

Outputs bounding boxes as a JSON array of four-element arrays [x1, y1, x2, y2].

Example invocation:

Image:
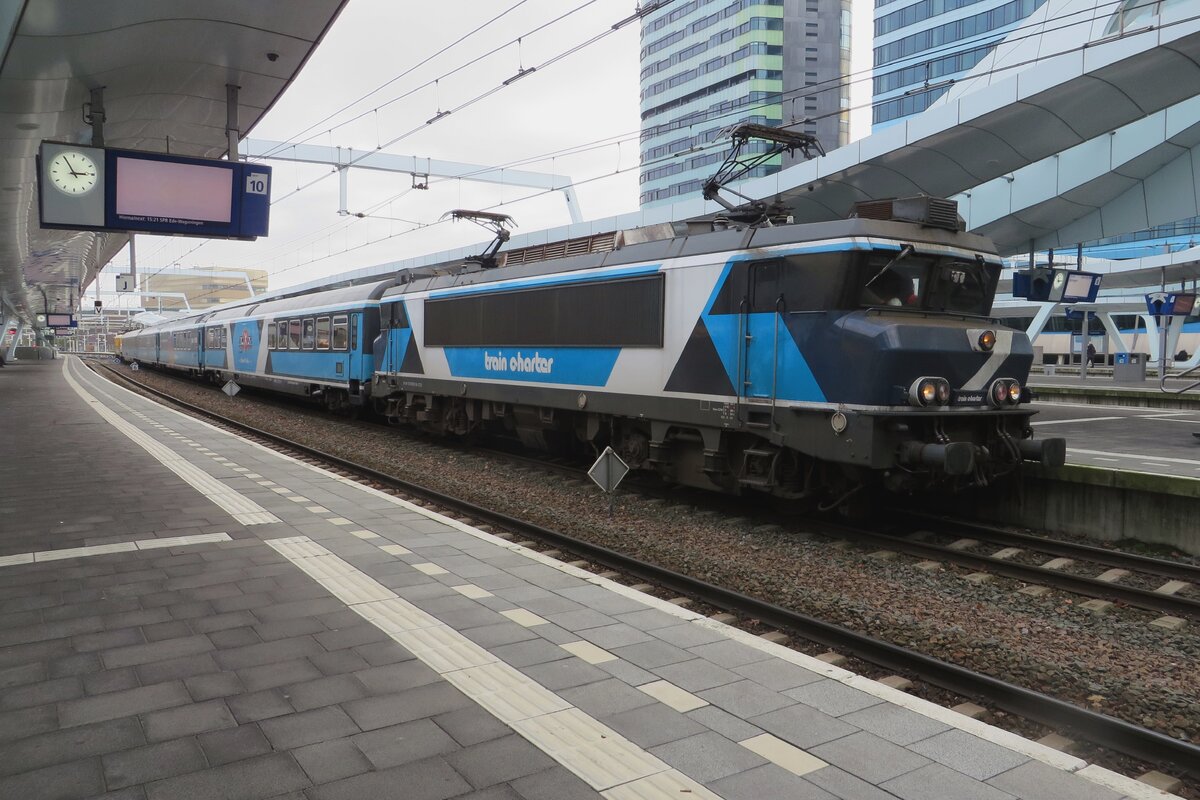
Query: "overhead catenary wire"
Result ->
[[144, 0, 1182, 301]]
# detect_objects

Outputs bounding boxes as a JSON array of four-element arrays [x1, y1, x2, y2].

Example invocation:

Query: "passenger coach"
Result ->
[[119, 282, 388, 411]]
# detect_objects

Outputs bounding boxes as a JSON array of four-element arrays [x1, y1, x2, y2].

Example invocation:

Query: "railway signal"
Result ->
[[588, 447, 629, 516]]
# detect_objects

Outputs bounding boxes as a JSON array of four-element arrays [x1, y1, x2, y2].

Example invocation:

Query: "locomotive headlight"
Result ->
[[919, 380, 938, 406], [1006, 380, 1022, 405], [978, 330, 996, 352], [909, 377, 949, 407]]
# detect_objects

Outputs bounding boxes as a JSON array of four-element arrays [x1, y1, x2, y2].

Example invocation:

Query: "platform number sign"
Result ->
[[245, 173, 269, 195]]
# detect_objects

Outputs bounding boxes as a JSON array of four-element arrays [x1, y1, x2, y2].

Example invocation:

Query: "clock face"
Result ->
[[48, 151, 98, 196]]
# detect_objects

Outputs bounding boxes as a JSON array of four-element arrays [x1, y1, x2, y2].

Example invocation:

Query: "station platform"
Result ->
[[1028, 399, 1200, 477], [0, 357, 1172, 800], [1029, 372, 1200, 411]]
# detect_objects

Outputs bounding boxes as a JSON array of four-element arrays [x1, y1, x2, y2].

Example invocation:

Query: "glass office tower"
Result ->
[[871, 0, 1046, 129], [639, 0, 850, 208]]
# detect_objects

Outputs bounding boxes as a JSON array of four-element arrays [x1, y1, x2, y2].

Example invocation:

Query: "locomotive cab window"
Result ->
[[856, 251, 997, 315], [288, 320, 302, 349], [859, 255, 923, 309], [316, 317, 331, 350], [302, 319, 316, 350], [332, 316, 348, 350]]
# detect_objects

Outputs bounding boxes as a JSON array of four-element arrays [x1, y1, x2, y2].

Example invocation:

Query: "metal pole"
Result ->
[[128, 234, 137, 288], [226, 84, 241, 161], [89, 87, 106, 148]]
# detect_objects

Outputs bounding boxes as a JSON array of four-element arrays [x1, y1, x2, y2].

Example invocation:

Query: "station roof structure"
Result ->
[[0, 0, 349, 327]]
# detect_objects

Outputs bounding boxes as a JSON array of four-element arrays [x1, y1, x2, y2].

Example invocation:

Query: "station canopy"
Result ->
[[0, 0, 349, 326]]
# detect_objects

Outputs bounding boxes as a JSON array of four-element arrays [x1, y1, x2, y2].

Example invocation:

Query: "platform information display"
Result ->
[[38, 141, 271, 240]]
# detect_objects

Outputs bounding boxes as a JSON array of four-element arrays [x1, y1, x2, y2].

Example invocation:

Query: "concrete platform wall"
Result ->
[[939, 466, 1200, 555]]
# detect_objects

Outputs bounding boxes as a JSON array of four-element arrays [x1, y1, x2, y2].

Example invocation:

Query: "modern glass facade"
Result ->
[[639, 0, 850, 208], [870, 0, 1046, 128]]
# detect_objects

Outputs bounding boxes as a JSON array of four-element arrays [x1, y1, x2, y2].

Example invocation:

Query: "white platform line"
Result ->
[[1069, 447, 1200, 468], [65, 360, 280, 525], [0, 533, 232, 568], [264, 536, 721, 797], [1030, 416, 1124, 426]]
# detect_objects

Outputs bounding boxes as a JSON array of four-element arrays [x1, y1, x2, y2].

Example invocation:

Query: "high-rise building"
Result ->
[[871, 0, 1047, 129], [139, 267, 268, 311], [639, 0, 851, 208]]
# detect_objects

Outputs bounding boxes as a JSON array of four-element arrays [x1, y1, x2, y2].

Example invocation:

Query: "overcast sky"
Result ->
[[104, 0, 872, 303]]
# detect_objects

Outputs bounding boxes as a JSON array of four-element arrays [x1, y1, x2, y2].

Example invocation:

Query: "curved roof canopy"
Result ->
[[0, 0, 349, 326]]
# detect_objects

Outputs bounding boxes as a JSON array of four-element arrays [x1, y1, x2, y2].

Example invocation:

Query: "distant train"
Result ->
[[119, 197, 1065, 502]]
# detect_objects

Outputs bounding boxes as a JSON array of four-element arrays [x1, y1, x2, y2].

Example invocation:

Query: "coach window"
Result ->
[[302, 318, 316, 350], [267, 322, 277, 350], [316, 317, 331, 350], [288, 319, 302, 349], [332, 316, 348, 350], [278, 321, 289, 349]]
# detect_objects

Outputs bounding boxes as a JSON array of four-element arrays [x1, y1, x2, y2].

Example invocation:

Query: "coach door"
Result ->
[[348, 312, 362, 380], [741, 259, 785, 402]]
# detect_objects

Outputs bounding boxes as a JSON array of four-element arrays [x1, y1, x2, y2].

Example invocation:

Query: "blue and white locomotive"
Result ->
[[119, 196, 1065, 500], [370, 198, 1064, 499]]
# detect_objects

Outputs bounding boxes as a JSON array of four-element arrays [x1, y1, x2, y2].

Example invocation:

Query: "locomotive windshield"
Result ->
[[856, 252, 998, 316], [718, 250, 999, 315]]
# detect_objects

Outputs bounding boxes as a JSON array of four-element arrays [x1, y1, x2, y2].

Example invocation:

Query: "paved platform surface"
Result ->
[[1030, 374, 1200, 393], [1027, 400, 1200, 476], [0, 357, 1172, 800]]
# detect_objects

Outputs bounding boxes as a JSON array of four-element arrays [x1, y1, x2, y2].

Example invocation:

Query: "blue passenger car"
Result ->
[[120, 281, 391, 411]]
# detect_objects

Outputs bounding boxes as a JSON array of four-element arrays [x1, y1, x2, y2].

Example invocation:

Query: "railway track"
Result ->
[[897, 512, 1200, 582], [829, 522, 1200, 620], [88, 358, 1200, 778]]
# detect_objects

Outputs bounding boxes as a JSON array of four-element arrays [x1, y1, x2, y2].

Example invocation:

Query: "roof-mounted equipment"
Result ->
[[702, 123, 824, 226], [440, 209, 516, 269], [851, 196, 964, 232]]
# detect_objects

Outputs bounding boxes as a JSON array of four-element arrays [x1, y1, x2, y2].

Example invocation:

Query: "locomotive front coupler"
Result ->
[[897, 440, 975, 476]]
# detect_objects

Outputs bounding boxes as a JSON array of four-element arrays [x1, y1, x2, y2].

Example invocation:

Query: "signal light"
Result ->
[[978, 330, 996, 351]]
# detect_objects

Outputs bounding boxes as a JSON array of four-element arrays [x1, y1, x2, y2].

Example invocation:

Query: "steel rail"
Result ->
[[826, 523, 1200, 620], [90, 360, 1200, 775], [899, 511, 1200, 583]]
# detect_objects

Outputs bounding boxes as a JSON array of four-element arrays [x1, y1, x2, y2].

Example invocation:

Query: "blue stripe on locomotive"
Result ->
[[443, 347, 620, 386]]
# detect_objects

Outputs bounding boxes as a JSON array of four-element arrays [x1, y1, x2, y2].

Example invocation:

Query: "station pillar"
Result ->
[[5, 322, 25, 362]]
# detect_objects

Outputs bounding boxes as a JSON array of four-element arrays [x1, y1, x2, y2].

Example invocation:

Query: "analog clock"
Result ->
[[48, 150, 98, 195]]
